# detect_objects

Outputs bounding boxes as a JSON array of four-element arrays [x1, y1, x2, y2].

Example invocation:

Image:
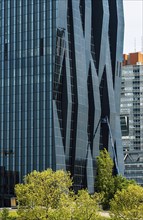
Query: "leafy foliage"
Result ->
[[0, 209, 9, 220], [15, 169, 72, 220], [15, 169, 101, 220], [114, 174, 136, 193], [14, 160, 139, 219], [110, 184, 143, 220], [47, 190, 102, 220], [0, 209, 18, 220], [95, 148, 137, 210], [72, 190, 101, 220], [95, 149, 115, 209]]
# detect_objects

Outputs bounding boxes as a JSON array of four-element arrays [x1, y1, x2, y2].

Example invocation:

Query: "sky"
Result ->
[[123, 0, 143, 54]]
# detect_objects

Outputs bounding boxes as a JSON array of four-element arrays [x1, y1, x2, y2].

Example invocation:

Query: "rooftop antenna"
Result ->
[[134, 38, 136, 52]]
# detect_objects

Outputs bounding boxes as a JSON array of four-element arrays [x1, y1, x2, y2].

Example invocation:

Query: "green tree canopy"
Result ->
[[95, 148, 137, 210], [15, 169, 72, 220], [114, 174, 136, 193], [110, 184, 143, 220], [15, 169, 101, 220], [48, 190, 102, 220], [95, 148, 115, 209], [72, 190, 101, 220]]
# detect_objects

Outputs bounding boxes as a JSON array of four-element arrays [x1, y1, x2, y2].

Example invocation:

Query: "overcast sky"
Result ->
[[123, 0, 143, 54]]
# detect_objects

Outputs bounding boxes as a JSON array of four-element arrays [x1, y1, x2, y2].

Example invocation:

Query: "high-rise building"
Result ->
[[0, 0, 124, 206], [121, 52, 143, 185]]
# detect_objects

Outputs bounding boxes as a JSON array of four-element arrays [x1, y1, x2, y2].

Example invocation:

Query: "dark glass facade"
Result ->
[[0, 0, 124, 206]]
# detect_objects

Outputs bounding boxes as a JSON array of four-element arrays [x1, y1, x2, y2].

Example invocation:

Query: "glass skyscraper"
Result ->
[[0, 0, 124, 206]]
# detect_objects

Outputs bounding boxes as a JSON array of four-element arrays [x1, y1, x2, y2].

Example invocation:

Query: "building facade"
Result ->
[[121, 52, 143, 185], [0, 0, 124, 206]]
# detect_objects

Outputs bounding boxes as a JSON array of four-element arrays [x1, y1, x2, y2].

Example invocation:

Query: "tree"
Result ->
[[0, 209, 18, 220], [110, 184, 143, 220], [46, 193, 75, 220], [48, 190, 102, 220], [72, 190, 101, 220], [114, 174, 136, 193], [95, 148, 137, 210], [15, 169, 102, 220], [0, 209, 9, 220], [15, 169, 72, 220], [95, 148, 115, 209]]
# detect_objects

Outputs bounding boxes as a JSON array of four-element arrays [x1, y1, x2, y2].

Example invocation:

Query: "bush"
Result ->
[[95, 149, 137, 210], [95, 149, 115, 209], [0, 209, 18, 220], [110, 184, 143, 220], [0, 209, 9, 220], [15, 169, 102, 220]]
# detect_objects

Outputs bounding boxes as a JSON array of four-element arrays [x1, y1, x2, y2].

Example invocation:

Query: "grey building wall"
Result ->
[[0, 0, 124, 206], [121, 64, 143, 185]]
